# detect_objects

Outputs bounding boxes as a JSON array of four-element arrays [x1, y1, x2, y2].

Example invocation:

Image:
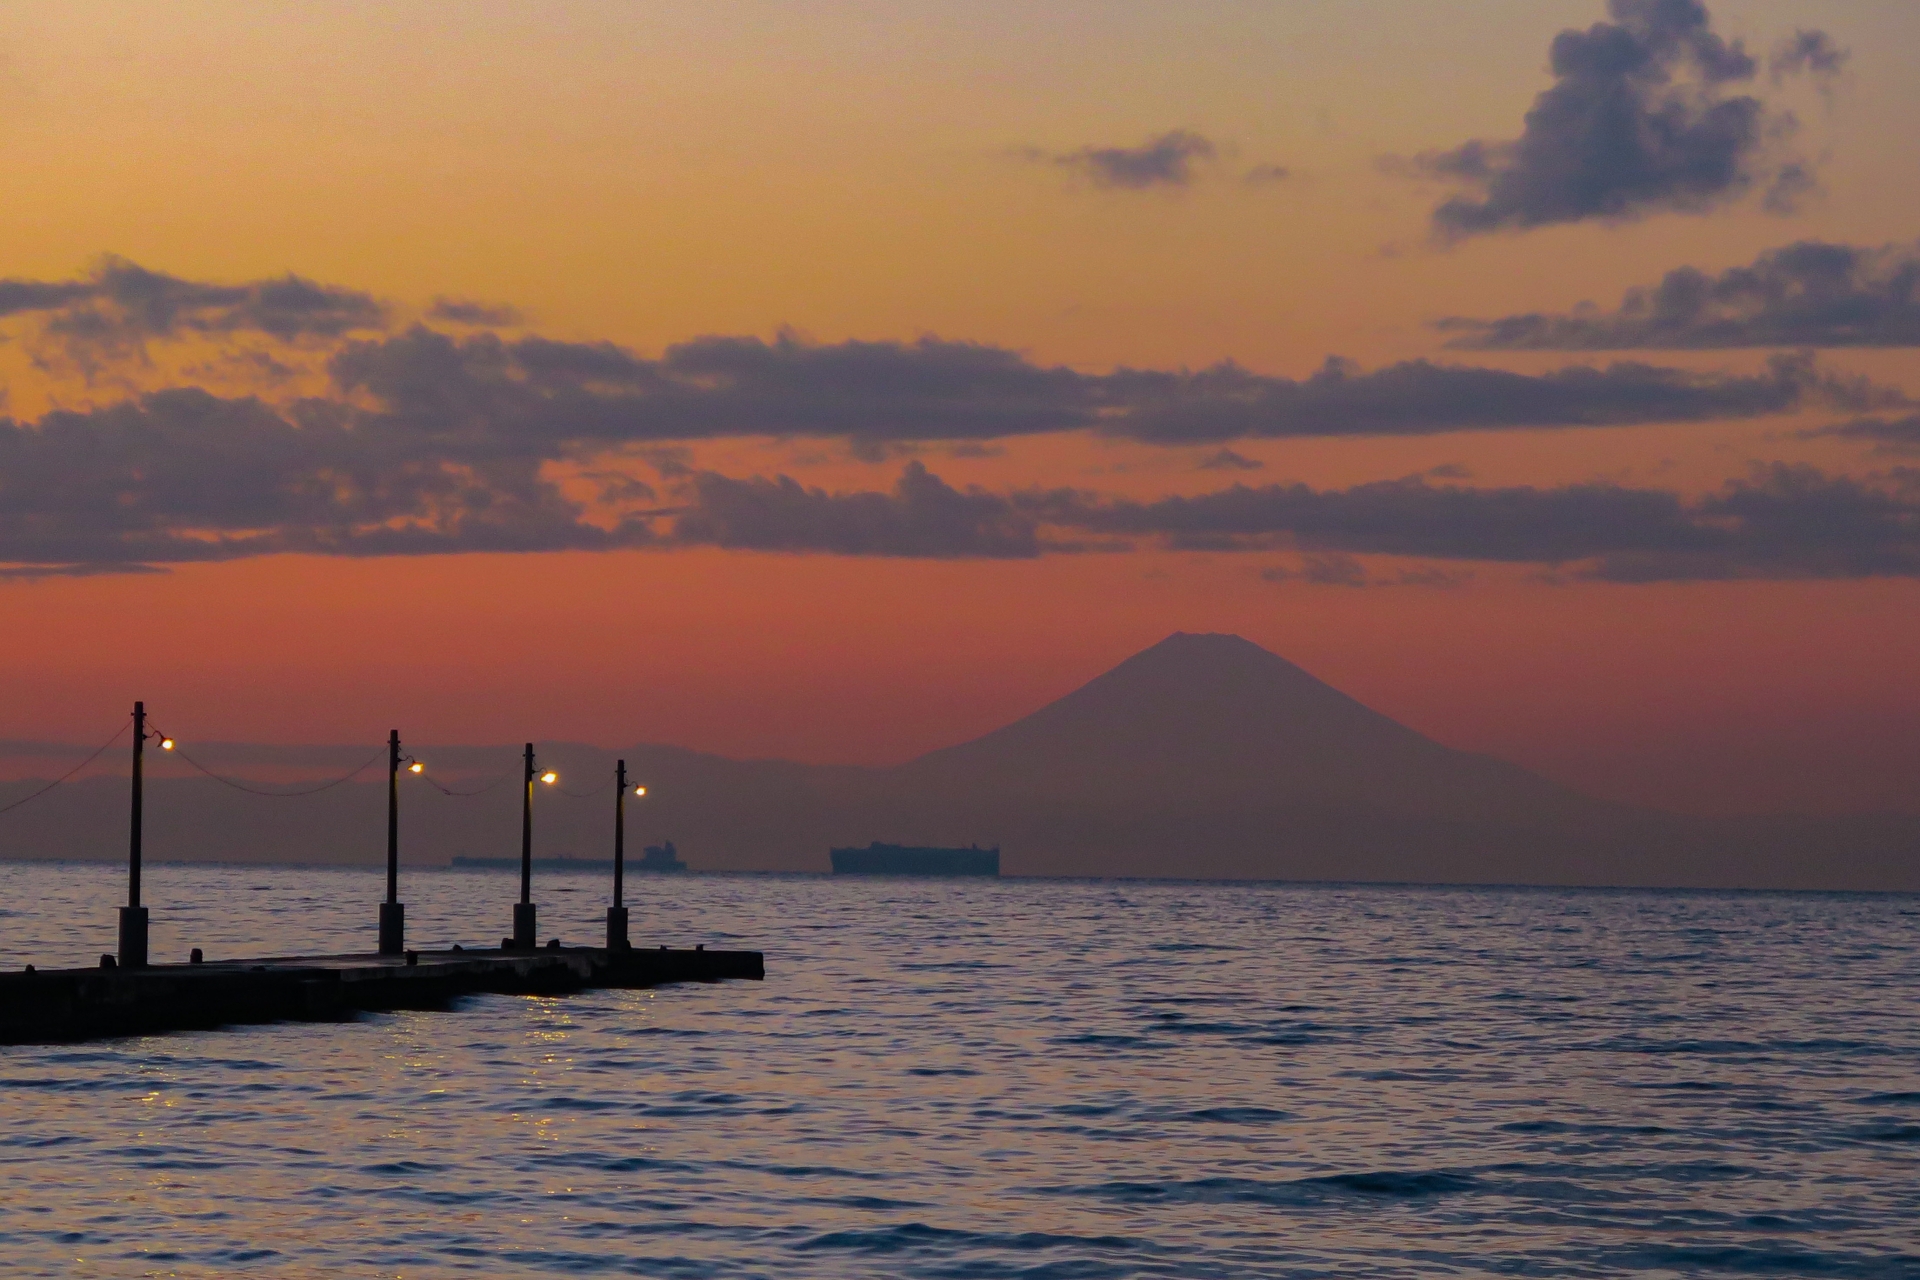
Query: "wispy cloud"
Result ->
[[1802, 413, 1920, 455], [1021, 129, 1218, 189], [426, 297, 523, 327], [1197, 449, 1265, 471]]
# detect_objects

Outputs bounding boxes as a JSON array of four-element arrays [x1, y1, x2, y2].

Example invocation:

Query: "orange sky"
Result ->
[[2, 1, 1918, 815]]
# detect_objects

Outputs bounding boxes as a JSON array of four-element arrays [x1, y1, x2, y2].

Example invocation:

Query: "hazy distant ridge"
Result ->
[[3, 634, 1913, 890]]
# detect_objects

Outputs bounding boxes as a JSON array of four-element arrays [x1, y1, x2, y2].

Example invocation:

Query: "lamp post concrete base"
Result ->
[[512, 902, 537, 950], [378, 902, 405, 955], [117, 906, 149, 970], [606, 906, 629, 950]]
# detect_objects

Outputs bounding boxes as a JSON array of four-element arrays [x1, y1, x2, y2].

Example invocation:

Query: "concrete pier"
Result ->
[[0, 944, 763, 1045]]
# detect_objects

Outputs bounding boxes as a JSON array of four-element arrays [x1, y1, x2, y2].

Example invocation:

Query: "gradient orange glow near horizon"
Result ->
[[2, 1, 1918, 818]]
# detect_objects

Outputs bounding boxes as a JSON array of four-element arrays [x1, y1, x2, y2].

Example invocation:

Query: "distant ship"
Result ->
[[636, 841, 688, 872], [829, 842, 1000, 876]]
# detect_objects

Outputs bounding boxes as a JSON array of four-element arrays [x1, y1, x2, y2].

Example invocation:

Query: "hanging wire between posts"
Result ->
[[420, 770, 515, 798], [0, 719, 132, 819], [158, 738, 386, 797], [554, 770, 616, 800]]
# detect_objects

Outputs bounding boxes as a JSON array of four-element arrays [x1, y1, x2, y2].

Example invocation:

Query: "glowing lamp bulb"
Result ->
[[634, 786, 647, 797], [541, 771, 557, 784], [159, 738, 175, 751], [409, 762, 424, 774]]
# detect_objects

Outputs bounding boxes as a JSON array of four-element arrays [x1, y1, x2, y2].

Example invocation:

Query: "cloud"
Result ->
[[670, 461, 1040, 558], [1260, 555, 1473, 588], [1589, 464, 1920, 581], [1104, 351, 1890, 442], [5, 399, 1916, 582], [0, 562, 170, 580], [0, 256, 386, 366], [1803, 413, 1920, 455], [1405, 0, 1834, 239], [1440, 240, 1920, 349], [328, 326, 1090, 448], [1392, 564, 1478, 587], [1024, 130, 1218, 189], [1243, 164, 1293, 186], [10, 258, 1893, 452], [0, 387, 650, 569], [672, 462, 1920, 581], [2, 320, 1899, 573], [1261, 553, 1369, 587], [1050, 472, 1702, 562], [1770, 29, 1848, 83], [1197, 449, 1264, 471], [2, 257, 1909, 575], [1042, 464, 1920, 581], [426, 297, 523, 327], [334, 327, 1888, 450]]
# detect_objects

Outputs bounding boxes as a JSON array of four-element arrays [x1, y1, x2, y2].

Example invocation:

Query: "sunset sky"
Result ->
[[3, 0, 1918, 816]]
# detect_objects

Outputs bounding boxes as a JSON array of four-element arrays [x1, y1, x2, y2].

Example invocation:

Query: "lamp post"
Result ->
[[121, 701, 150, 969], [120, 701, 175, 969], [512, 744, 556, 949], [376, 729, 407, 951], [607, 761, 644, 950]]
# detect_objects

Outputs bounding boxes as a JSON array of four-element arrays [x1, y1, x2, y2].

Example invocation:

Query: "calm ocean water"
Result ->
[[0, 862, 1916, 1278]]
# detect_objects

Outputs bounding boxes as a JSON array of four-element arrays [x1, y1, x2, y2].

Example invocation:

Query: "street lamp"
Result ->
[[380, 730, 425, 956], [118, 700, 173, 968], [512, 743, 556, 949], [607, 761, 646, 950]]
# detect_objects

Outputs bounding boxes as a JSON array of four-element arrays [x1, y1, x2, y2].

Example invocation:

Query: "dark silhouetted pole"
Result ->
[[119, 701, 150, 968], [607, 759, 630, 950], [128, 702, 143, 908], [378, 729, 405, 955], [513, 742, 537, 948]]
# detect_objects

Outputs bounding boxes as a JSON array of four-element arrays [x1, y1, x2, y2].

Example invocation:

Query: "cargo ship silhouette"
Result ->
[[829, 843, 1000, 876]]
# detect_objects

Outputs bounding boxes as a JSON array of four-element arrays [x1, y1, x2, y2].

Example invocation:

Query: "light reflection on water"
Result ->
[[1, 862, 1917, 1277]]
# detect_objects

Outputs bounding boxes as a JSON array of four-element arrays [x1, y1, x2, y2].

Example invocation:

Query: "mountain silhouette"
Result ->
[[901, 632, 1603, 818], [3, 633, 1914, 889]]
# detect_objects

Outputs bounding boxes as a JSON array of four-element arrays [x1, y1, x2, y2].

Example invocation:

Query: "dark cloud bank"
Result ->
[[1407, 0, 1844, 239], [673, 461, 1920, 584], [1, 258, 1909, 581], [1443, 240, 1920, 349]]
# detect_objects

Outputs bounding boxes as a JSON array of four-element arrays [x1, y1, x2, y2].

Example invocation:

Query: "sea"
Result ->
[[0, 862, 1916, 1279]]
